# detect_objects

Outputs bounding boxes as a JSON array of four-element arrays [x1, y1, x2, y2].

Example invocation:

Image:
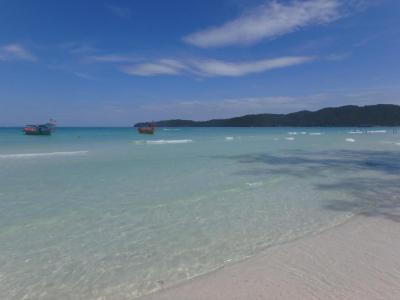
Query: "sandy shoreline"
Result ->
[[143, 213, 400, 300]]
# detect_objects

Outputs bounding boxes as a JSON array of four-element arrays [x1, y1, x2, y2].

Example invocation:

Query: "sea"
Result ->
[[1, 127, 399, 299]]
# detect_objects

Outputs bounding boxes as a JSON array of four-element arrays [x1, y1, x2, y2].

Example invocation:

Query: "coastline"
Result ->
[[143, 213, 400, 300]]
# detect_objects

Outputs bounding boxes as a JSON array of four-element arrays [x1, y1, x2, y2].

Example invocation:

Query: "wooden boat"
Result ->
[[137, 122, 155, 134], [23, 125, 52, 135], [23, 119, 56, 136]]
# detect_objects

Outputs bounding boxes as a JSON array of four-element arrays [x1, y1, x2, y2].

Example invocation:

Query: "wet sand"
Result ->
[[144, 213, 400, 300]]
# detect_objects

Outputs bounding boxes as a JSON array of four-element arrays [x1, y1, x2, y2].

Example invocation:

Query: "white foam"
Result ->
[[146, 139, 193, 145], [309, 132, 322, 136], [285, 137, 295, 141], [225, 137, 234, 141], [348, 130, 363, 134], [246, 182, 263, 187], [288, 132, 298, 135], [367, 130, 387, 134], [0, 151, 89, 159], [345, 138, 355, 143], [162, 128, 181, 131]]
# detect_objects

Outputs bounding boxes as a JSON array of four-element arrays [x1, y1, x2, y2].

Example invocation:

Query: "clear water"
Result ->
[[1, 127, 400, 299]]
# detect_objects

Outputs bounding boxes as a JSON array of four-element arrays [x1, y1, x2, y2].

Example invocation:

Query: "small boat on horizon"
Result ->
[[23, 119, 56, 136], [137, 122, 156, 134]]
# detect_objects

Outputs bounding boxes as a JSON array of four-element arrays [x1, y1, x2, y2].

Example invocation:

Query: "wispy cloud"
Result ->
[[326, 52, 352, 61], [47, 63, 98, 80], [192, 56, 315, 76], [61, 42, 98, 54], [86, 54, 139, 63], [137, 85, 400, 120], [120, 59, 188, 76], [138, 94, 328, 120], [0, 44, 37, 62], [106, 4, 131, 18], [354, 33, 380, 48], [120, 56, 315, 77], [346, 0, 379, 11], [184, 0, 342, 48]]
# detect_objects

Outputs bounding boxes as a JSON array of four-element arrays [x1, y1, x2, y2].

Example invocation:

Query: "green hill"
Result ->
[[134, 104, 400, 127]]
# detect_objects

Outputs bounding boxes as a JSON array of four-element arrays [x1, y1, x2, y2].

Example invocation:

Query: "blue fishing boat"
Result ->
[[23, 119, 56, 136]]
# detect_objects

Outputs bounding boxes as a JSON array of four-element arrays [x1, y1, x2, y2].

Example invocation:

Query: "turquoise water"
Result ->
[[1, 127, 400, 299]]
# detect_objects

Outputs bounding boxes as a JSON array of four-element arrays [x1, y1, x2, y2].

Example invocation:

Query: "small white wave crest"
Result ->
[[0, 151, 89, 159], [246, 182, 263, 187], [345, 138, 355, 143], [367, 130, 387, 134], [146, 139, 193, 145]]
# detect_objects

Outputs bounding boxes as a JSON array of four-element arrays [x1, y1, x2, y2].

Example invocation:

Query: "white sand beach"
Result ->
[[144, 213, 400, 300]]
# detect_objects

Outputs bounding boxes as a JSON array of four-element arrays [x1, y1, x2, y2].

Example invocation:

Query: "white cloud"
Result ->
[[136, 85, 400, 121], [138, 94, 328, 120], [120, 56, 315, 77], [0, 44, 37, 62], [184, 0, 342, 48], [61, 43, 139, 63], [192, 56, 315, 76], [86, 54, 139, 63], [60, 42, 98, 54], [120, 59, 188, 76]]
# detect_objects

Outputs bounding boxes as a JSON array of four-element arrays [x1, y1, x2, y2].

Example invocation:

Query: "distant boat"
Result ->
[[23, 119, 56, 136], [137, 122, 155, 134]]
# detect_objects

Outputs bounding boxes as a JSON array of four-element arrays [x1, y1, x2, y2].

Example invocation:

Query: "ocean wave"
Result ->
[[285, 137, 295, 141], [146, 139, 193, 144], [0, 151, 89, 159], [246, 182, 263, 187], [367, 130, 387, 134], [309, 132, 322, 135], [345, 138, 355, 143], [225, 137, 234, 141], [348, 130, 363, 134]]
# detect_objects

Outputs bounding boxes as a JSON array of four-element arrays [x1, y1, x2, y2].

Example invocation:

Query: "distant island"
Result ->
[[135, 104, 400, 127]]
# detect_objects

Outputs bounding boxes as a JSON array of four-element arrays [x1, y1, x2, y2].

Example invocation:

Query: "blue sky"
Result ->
[[0, 0, 399, 126]]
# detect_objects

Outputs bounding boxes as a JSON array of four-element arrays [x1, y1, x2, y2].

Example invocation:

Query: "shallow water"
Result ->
[[0, 127, 399, 299]]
